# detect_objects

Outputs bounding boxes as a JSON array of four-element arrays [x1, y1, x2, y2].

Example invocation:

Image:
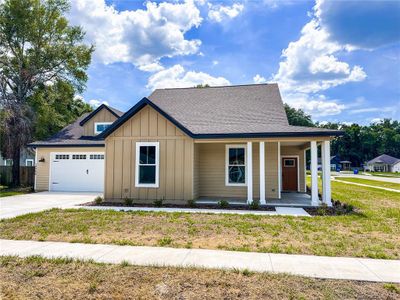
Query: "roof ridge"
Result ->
[[154, 83, 278, 91]]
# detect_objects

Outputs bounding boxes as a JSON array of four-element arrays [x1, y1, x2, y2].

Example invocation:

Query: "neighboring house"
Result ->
[[365, 154, 400, 173], [30, 84, 342, 206], [0, 148, 35, 166], [29, 104, 124, 192]]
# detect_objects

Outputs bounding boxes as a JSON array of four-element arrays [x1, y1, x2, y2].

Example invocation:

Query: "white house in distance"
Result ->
[[365, 154, 400, 173]]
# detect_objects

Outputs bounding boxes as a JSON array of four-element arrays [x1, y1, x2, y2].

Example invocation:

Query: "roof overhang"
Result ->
[[28, 143, 105, 148]]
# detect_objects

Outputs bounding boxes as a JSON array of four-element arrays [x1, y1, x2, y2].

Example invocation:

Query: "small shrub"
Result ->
[[241, 269, 253, 276], [248, 199, 260, 210], [345, 204, 354, 213], [120, 260, 130, 267], [94, 196, 103, 205], [158, 236, 172, 246], [187, 199, 197, 208], [384, 283, 400, 294], [124, 198, 133, 206], [218, 199, 229, 209], [153, 199, 163, 207]]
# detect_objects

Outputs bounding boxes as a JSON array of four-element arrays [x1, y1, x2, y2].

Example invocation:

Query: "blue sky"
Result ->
[[69, 0, 400, 125]]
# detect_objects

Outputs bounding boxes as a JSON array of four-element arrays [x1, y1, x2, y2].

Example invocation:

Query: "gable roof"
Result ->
[[367, 154, 400, 165], [101, 84, 342, 139], [29, 105, 123, 147], [79, 104, 124, 126]]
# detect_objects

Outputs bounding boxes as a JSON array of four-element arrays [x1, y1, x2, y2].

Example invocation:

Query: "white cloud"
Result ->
[[208, 3, 244, 22], [146, 64, 230, 90], [253, 74, 267, 84], [274, 19, 366, 94], [88, 99, 109, 108], [370, 118, 383, 124], [69, 0, 202, 70]]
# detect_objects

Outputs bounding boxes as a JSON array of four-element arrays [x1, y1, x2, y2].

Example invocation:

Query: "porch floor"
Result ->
[[197, 192, 320, 207]]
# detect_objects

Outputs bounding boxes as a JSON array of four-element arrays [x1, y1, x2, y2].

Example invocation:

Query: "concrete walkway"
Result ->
[[78, 205, 311, 217], [1, 239, 399, 283], [0, 192, 101, 219], [333, 178, 400, 193]]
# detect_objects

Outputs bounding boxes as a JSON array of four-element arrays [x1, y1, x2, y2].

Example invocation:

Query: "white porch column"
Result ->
[[310, 141, 319, 205], [259, 141, 266, 204], [247, 141, 253, 204], [321, 140, 332, 206], [277, 141, 281, 199]]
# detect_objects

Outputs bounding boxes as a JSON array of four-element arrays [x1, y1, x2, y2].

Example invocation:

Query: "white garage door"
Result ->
[[50, 152, 105, 192]]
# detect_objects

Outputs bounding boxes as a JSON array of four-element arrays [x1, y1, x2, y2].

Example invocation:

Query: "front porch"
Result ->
[[194, 139, 332, 207], [197, 192, 317, 207]]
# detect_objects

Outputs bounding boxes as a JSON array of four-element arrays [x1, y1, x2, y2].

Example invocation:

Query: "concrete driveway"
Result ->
[[0, 192, 100, 219]]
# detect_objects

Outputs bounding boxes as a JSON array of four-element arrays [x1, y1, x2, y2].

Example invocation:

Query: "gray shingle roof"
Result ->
[[367, 154, 400, 165], [29, 105, 122, 147], [148, 84, 340, 136]]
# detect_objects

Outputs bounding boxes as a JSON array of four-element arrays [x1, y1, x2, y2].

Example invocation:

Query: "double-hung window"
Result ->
[[226, 145, 246, 186], [94, 122, 112, 135], [135, 142, 159, 188]]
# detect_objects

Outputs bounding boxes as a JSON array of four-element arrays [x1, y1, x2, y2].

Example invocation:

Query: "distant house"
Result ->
[[0, 148, 35, 166], [310, 155, 351, 171], [365, 154, 400, 173]]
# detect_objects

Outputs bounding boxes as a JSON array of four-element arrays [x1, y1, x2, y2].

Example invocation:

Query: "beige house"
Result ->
[[29, 104, 123, 192], [99, 84, 341, 207]]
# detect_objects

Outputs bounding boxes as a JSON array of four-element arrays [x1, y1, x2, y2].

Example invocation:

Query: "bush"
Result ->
[[153, 199, 163, 207], [218, 199, 229, 208], [94, 196, 103, 205], [187, 199, 197, 208], [124, 198, 133, 206], [248, 199, 260, 210]]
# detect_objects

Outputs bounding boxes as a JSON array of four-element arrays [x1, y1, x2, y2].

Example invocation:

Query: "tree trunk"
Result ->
[[11, 147, 21, 187]]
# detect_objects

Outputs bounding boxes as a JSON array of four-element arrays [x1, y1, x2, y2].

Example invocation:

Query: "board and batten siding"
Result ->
[[35, 147, 104, 191], [194, 142, 280, 200], [83, 107, 119, 136], [104, 105, 194, 202]]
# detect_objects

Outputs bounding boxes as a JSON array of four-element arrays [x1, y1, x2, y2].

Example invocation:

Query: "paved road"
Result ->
[[336, 174, 400, 184], [0, 192, 100, 219], [1, 239, 399, 283]]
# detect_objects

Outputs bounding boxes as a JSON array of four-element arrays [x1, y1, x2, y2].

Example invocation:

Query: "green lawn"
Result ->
[[336, 177, 400, 190], [2, 256, 398, 300], [364, 172, 400, 178], [0, 186, 32, 197], [0, 181, 399, 259]]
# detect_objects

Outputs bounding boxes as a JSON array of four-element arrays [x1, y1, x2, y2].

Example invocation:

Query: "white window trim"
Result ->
[[94, 122, 112, 135], [25, 159, 34, 166], [225, 144, 247, 187], [135, 142, 159, 188]]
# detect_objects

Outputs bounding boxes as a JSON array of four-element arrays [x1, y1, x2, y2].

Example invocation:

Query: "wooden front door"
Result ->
[[282, 157, 298, 191]]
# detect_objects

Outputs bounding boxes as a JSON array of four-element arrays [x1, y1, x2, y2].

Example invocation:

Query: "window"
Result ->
[[90, 154, 104, 160], [55, 154, 69, 160], [25, 159, 34, 166], [135, 142, 159, 188], [226, 145, 246, 186], [94, 122, 112, 134], [72, 154, 86, 160], [284, 159, 295, 167], [4, 159, 13, 166]]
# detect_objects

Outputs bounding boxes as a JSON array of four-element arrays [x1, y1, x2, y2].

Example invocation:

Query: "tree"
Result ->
[[29, 80, 92, 140], [0, 0, 93, 186], [195, 83, 210, 88], [284, 104, 314, 127]]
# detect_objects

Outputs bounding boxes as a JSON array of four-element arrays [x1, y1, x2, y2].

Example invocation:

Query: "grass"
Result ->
[[0, 185, 32, 197], [0, 180, 399, 259], [336, 177, 400, 190], [1, 256, 398, 300]]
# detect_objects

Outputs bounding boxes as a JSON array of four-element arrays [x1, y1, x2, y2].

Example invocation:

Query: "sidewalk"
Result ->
[[1, 239, 399, 283], [333, 178, 400, 193]]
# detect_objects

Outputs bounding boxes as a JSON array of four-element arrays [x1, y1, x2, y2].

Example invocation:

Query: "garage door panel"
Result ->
[[50, 152, 104, 192]]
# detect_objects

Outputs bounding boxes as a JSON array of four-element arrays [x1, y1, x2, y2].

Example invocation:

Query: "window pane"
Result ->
[[96, 124, 111, 133], [229, 148, 245, 165], [147, 146, 156, 164], [229, 166, 245, 184], [139, 146, 148, 164], [139, 166, 156, 184]]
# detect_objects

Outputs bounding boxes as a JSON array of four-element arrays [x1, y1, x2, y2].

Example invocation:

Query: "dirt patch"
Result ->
[[1, 256, 398, 300]]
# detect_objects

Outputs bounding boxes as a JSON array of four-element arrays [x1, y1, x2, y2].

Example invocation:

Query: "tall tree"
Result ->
[[0, 0, 93, 186], [284, 104, 314, 127]]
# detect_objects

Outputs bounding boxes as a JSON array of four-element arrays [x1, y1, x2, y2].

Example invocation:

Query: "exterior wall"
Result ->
[[194, 141, 280, 199], [105, 105, 194, 202], [35, 147, 104, 191], [83, 107, 119, 136], [393, 162, 400, 173], [281, 146, 306, 193]]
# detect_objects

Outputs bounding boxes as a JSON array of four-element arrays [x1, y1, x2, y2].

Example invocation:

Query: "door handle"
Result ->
[[86, 169, 89, 174]]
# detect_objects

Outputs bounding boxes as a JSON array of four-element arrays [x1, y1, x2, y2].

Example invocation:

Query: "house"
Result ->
[[0, 148, 35, 166], [365, 154, 400, 173], [30, 84, 342, 206], [29, 104, 124, 192]]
